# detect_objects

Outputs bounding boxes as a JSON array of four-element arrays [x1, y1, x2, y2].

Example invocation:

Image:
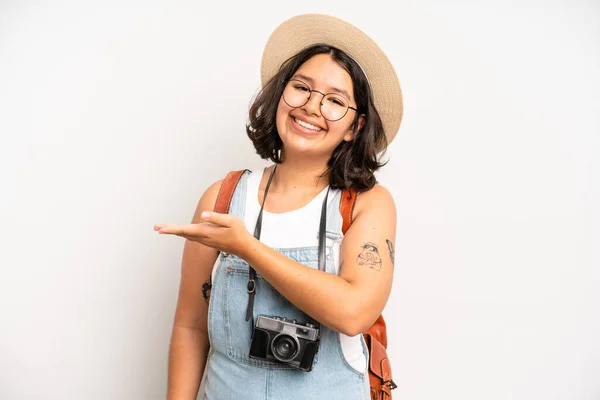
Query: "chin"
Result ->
[[282, 139, 336, 160]]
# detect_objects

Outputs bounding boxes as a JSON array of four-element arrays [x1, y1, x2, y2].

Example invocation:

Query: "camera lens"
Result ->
[[271, 334, 299, 362]]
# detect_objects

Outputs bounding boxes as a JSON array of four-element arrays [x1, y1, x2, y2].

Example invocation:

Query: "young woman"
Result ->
[[155, 14, 403, 400]]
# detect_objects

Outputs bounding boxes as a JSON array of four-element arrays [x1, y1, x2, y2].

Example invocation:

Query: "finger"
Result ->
[[156, 224, 201, 237], [201, 211, 235, 227]]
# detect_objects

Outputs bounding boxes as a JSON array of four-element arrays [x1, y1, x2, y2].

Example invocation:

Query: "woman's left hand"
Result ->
[[154, 212, 253, 256]]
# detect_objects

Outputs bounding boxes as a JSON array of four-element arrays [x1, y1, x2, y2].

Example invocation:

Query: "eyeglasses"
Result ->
[[282, 79, 358, 122]]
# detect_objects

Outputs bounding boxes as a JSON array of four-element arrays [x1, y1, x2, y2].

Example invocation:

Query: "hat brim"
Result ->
[[261, 14, 403, 149]]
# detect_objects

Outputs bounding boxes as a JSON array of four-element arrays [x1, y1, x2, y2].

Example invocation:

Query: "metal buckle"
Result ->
[[247, 279, 256, 294], [384, 379, 397, 390]]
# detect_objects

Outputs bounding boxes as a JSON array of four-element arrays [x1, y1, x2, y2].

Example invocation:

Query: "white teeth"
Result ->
[[294, 117, 322, 132]]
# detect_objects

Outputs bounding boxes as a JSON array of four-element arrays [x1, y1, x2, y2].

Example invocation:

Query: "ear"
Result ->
[[343, 114, 365, 142]]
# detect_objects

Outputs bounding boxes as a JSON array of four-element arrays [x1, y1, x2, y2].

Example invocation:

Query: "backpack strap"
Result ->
[[340, 188, 358, 235], [342, 187, 395, 396], [204, 170, 245, 305], [214, 170, 246, 214]]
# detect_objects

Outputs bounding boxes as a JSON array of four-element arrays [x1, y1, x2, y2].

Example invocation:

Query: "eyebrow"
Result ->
[[291, 73, 353, 101]]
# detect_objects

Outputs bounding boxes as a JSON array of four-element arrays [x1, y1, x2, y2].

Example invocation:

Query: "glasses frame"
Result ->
[[282, 79, 358, 122]]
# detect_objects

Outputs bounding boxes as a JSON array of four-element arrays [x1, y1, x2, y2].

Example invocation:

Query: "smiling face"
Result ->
[[275, 53, 362, 160]]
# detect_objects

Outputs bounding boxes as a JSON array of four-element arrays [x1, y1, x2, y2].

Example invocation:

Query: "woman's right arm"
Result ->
[[167, 180, 223, 400]]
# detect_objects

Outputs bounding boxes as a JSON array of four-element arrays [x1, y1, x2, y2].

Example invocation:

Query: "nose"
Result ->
[[302, 90, 324, 117]]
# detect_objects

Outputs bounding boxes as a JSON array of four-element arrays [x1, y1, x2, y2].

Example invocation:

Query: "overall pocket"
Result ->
[[222, 248, 332, 369], [335, 331, 370, 377]]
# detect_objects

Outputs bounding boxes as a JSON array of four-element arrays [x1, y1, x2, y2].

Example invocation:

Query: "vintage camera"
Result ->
[[249, 315, 320, 372]]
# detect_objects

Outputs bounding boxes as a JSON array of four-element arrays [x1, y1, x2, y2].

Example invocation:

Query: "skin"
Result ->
[[156, 53, 397, 400]]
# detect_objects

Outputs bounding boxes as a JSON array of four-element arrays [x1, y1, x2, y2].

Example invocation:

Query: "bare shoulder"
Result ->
[[190, 178, 224, 223], [353, 183, 396, 220], [203, 178, 225, 203]]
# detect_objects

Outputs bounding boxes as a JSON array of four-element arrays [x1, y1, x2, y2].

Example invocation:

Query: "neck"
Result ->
[[270, 152, 330, 193]]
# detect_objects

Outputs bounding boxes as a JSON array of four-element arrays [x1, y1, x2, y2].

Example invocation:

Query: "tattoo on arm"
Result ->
[[201, 278, 212, 304], [357, 243, 383, 271], [386, 239, 395, 265]]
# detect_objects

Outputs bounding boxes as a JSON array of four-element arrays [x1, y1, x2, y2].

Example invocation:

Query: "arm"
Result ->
[[167, 180, 222, 400], [239, 184, 396, 336]]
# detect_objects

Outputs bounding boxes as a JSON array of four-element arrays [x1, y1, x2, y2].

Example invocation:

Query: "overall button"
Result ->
[[247, 279, 256, 293]]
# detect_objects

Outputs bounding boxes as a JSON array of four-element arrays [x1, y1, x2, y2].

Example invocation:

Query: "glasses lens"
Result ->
[[283, 80, 351, 121], [321, 94, 349, 121], [283, 80, 311, 108]]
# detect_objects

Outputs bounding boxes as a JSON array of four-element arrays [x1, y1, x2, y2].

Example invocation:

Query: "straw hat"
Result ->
[[261, 13, 403, 147]]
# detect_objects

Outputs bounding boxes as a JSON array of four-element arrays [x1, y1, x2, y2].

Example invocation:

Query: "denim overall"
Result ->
[[202, 171, 370, 400]]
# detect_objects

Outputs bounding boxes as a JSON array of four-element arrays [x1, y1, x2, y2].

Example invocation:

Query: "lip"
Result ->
[[290, 114, 326, 134]]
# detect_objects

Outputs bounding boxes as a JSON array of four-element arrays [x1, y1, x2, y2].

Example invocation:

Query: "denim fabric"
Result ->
[[203, 171, 370, 400]]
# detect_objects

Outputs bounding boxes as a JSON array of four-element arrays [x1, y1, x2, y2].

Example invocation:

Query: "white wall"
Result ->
[[1, 1, 598, 399]]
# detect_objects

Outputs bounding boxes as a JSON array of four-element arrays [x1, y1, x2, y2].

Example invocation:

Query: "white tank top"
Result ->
[[243, 169, 333, 247]]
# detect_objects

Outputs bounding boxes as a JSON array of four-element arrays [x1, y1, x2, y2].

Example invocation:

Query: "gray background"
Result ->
[[1, 1, 598, 399]]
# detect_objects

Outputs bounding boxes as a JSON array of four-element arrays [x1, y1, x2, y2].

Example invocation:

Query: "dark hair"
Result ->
[[246, 44, 387, 192]]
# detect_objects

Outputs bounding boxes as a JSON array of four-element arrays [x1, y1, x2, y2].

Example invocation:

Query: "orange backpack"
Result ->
[[214, 170, 396, 399]]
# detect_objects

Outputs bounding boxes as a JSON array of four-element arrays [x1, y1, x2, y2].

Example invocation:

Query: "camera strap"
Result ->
[[245, 164, 330, 331]]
